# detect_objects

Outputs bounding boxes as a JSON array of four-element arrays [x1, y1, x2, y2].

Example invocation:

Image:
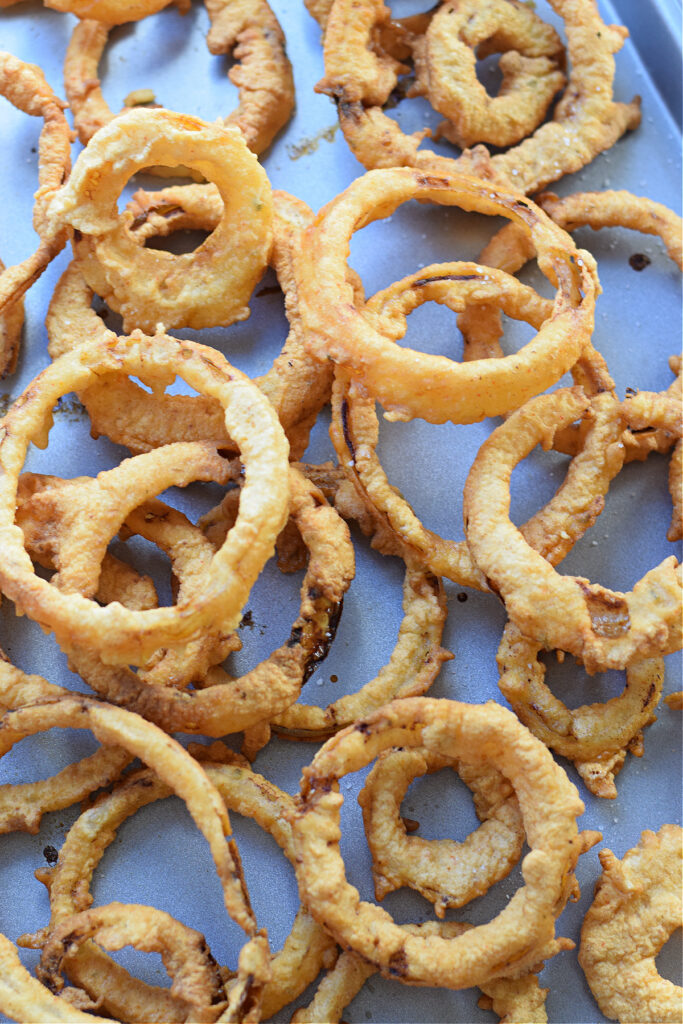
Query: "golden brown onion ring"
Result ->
[[47, 108, 272, 334], [358, 748, 524, 915], [579, 825, 683, 1023], [47, 187, 330, 459], [38, 903, 226, 1018], [332, 372, 625, 588], [297, 167, 598, 425], [0, 259, 23, 379], [0, 53, 71, 316], [46, 0, 184, 24], [413, 0, 565, 149], [292, 696, 591, 989], [0, 332, 289, 666], [65, 0, 293, 155], [497, 621, 664, 799], [463, 387, 682, 672]]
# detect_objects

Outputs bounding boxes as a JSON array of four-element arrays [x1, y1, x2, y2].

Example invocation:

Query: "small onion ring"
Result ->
[[463, 387, 682, 672], [358, 747, 524, 915], [496, 620, 664, 799], [296, 166, 599, 425], [291, 695, 589, 989], [45, 0, 184, 24], [579, 825, 683, 1024], [0, 332, 290, 666], [412, 0, 565, 149], [47, 107, 273, 334], [37, 903, 226, 1017]]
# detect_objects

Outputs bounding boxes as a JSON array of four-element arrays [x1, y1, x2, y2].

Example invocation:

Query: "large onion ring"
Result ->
[[0, 333, 290, 665], [296, 166, 598, 424], [47, 107, 272, 334], [291, 696, 589, 989]]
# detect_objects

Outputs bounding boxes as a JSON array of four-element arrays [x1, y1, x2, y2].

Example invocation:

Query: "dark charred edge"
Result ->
[[355, 720, 371, 735], [413, 273, 480, 287], [415, 174, 451, 189], [301, 596, 345, 684], [341, 398, 355, 462], [337, 98, 364, 126], [484, 576, 504, 602], [643, 682, 657, 708], [287, 625, 304, 648], [387, 948, 408, 977]]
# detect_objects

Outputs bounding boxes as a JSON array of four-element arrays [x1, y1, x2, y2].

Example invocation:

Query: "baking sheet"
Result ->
[[0, 1, 681, 1021]]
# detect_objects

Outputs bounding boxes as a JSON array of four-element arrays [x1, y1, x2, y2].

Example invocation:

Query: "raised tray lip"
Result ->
[[611, 0, 683, 127]]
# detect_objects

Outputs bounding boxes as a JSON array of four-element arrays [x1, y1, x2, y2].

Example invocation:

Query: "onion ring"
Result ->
[[358, 747, 524, 915], [47, 107, 273, 334], [65, 0, 293, 154], [38, 903, 227, 1018], [0, 656, 133, 836], [47, 187, 329, 458], [496, 621, 664, 799], [412, 0, 565, 149], [332, 373, 625, 588], [0, 53, 71, 315], [292, 696, 591, 988], [0, 259, 23, 379], [322, 0, 641, 195], [45, 0, 183, 24], [296, 166, 599, 425], [579, 824, 683, 1023], [463, 387, 682, 672], [68, 467, 354, 737], [0, 332, 290, 665], [23, 757, 336, 1023]]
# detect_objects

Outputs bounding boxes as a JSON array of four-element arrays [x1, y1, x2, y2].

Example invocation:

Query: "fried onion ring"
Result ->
[[68, 467, 354, 736], [296, 166, 598, 424], [579, 825, 683, 1023], [0, 259, 23, 379], [45, 0, 182, 24], [37, 903, 226, 1018], [65, 0, 293, 154], [0, 53, 71, 316], [47, 187, 329, 459], [463, 387, 682, 672], [496, 621, 664, 799], [322, 0, 641, 195], [413, 0, 565, 149], [47, 107, 272, 333], [358, 747, 524, 915], [292, 696, 590, 988], [0, 657, 133, 836], [332, 375, 625, 588], [0, 333, 290, 665]]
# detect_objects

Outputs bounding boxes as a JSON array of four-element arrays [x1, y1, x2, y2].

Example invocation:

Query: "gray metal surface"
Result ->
[[0, 2, 681, 1022]]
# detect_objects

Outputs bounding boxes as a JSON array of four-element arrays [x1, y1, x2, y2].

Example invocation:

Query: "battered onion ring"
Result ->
[[0, 53, 71, 315], [47, 188, 330, 459], [0, 333, 290, 665], [579, 825, 683, 1023], [68, 468, 354, 737], [297, 167, 598, 424], [47, 107, 272, 334], [0, 657, 133, 836], [65, 0, 293, 154], [291, 696, 590, 989], [358, 748, 524, 915], [0, 692, 271, 1023], [496, 621, 664, 799], [324, 0, 641, 196], [23, 759, 336, 1023], [413, 0, 565, 149], [463, 387, 682, 672], [38, 903, 226, 1018], [332, 373, 625, 588], [292, 929, 549, 1024]]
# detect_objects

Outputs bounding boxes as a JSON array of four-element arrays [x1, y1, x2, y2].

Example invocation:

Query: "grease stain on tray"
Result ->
[[286, 123, 338, 160]]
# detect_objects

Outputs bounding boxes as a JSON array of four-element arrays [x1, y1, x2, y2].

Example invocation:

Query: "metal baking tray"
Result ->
[[0, 1, 681, 1021]]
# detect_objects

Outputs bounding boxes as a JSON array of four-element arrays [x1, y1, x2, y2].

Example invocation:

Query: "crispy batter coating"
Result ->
[[579, 825, 683, 1022]]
